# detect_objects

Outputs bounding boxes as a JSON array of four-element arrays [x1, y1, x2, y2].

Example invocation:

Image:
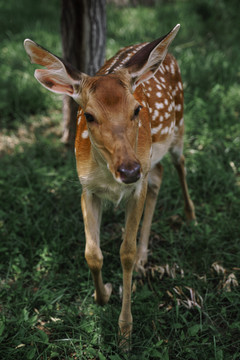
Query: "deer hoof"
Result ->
[[186, 211, 198, 225], [104, 282, 113, 301], [185, 200, 197, 225], [134, 256, 147, 277], [118, 324, 132, 352], [94, 282, 112, 306]]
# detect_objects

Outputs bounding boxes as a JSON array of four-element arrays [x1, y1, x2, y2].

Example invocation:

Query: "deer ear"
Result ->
[[124, 24, 180, 89], [23, 39, 87, 104]]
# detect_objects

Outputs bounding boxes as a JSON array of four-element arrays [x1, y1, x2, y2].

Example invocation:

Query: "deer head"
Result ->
[[24, 24, 180, 184]]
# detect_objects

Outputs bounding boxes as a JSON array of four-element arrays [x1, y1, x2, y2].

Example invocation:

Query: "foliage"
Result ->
[[0, 0, 60, 128], [1, 0, 240, 359]]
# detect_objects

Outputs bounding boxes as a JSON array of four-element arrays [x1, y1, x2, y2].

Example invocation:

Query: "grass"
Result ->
[[1, 0, 240, 359]]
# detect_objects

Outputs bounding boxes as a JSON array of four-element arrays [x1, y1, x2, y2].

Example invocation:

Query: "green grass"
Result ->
[[1, 0, 240, 359]]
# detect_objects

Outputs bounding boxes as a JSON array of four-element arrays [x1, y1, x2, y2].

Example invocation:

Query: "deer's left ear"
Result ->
[[124, 24, 180, 89]]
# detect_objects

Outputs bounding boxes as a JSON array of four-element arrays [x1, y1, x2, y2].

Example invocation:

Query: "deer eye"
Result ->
[[84, 112, 95, 123], [133, 105, 142, 118]]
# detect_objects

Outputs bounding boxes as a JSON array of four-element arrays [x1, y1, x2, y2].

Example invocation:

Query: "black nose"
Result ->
[[117, 162, 141, 184]]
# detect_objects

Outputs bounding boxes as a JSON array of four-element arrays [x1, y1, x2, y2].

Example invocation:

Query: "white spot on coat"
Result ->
[[82, 130, 89, 139], [161, 126, 169, 134], [152, 109, 159, 120], [156, 102, 164, 109], [175, 104, 182, 112], [178, 81, 183, 90], [151, 122, 163, 135]]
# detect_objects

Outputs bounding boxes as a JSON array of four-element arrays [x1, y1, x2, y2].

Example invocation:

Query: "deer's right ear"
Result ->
[[24, 39, 87, 105]]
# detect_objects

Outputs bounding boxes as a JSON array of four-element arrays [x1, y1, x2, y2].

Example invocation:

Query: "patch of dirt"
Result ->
[[0, 113, 62, 156]]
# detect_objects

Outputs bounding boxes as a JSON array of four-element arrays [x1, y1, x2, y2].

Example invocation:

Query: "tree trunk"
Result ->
[[61, 0, 106, 147]]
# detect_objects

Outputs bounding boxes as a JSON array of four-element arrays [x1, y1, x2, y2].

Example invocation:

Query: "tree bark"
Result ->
[[61, 0, 106, 147]]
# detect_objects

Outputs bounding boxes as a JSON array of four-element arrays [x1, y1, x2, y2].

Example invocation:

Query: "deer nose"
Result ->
[[117, 162, 141, 184]]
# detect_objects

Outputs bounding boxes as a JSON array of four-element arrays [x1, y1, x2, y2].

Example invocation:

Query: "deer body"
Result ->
[[24, 25, 196, 349]]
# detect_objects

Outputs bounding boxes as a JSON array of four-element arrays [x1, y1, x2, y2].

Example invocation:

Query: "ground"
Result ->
[[0, 0, 240, 359]]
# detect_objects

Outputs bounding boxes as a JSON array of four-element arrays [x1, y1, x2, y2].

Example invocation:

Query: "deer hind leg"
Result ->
[[134, 163, 164, 274], [170, 146, 196, 223], [81, 190, 112, 306]]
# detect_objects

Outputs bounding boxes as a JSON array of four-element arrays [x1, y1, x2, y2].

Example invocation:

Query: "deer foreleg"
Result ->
[[81, 190, 112, 306], [118, 182, 147, 350]]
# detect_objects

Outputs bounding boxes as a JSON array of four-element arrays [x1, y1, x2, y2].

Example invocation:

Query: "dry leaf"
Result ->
[[212, 262, 226, 275], [222, 273, 239, 292]]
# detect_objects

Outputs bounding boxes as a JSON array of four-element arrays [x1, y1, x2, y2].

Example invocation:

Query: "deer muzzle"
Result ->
[[117, 161, 141, 184]]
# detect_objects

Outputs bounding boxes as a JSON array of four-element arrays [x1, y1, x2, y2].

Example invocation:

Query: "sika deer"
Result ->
[[24, 24, 196, 349]]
